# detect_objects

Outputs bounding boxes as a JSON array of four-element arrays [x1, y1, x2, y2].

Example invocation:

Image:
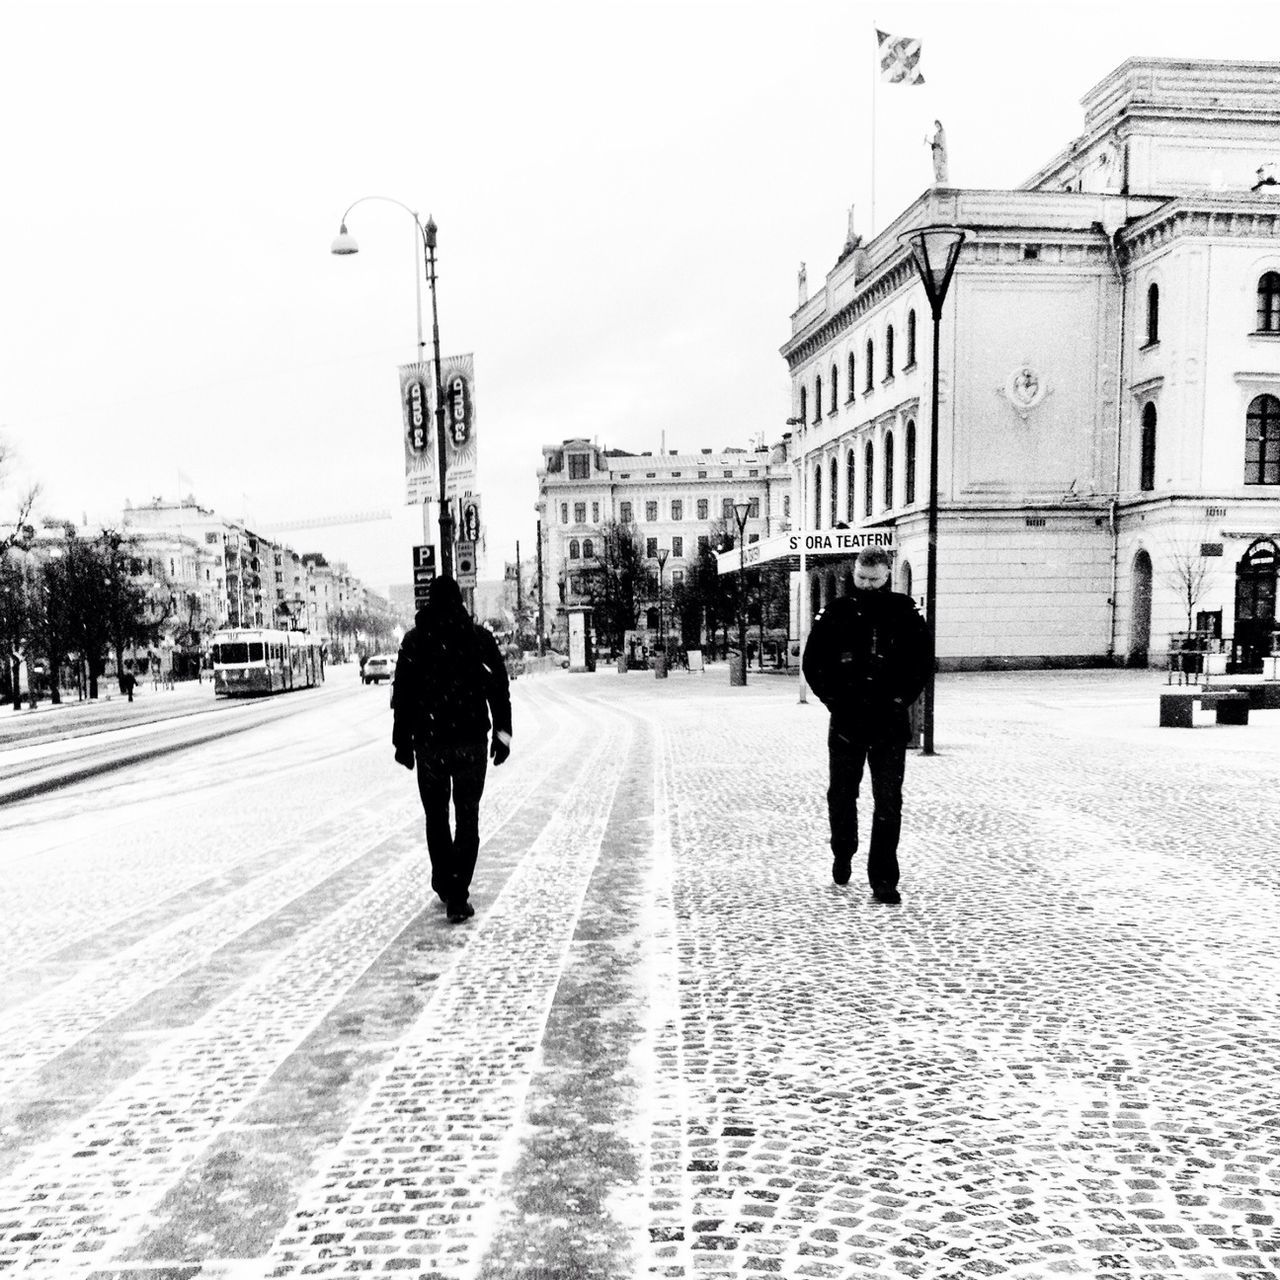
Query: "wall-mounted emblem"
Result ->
[[999, 364, 1050, 421]]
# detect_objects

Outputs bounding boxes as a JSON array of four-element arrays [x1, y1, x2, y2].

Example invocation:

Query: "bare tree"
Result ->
[[0, 436, 40, 555], [1161, 530, 1215, 632]]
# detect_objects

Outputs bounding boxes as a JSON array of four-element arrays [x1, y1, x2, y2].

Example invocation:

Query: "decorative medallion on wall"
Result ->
[[999, 363, 1051, 422]]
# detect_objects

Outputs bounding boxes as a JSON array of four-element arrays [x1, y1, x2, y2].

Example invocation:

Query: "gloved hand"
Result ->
[[394, 746, 415, 771], [490, 734, 511, 766]]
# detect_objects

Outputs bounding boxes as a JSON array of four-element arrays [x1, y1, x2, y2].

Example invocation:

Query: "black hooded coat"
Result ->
[[392, 578, 512, 753]]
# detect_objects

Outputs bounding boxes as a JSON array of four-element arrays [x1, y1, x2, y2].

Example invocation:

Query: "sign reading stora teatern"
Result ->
[[716, 528, 896, 576]]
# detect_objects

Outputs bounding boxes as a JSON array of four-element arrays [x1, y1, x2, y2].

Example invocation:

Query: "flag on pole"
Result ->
[[876, 30, 924, 84]]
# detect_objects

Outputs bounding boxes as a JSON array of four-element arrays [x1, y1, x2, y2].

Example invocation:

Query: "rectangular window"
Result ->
[[646, 500, 658, 521], [672, 536, 684, 558], [591, 501, 600, 522], [569, 454, 590, 479], [697, 498, 709, 521], [697, 535, 709, 555], [749, 468, 759, 477], [748, 498, 760, 518], [646, 537, 659, 558], [783, 495, 791, 518], [671, 499, 683, 521], [574, 502, 587, 523], [620, 502, 632, 523], [723, 470, 733, 478], [560, 502, 569, 524], [698, 470, 707, 479], [722, 498, 734, 519]]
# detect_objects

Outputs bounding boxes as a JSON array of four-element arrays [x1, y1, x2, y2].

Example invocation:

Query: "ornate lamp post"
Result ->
[[655, 547, 669, 678], [900, 224, 967, 755], [332, 198, 453, 578], [786, 415, 808, 703], [732, 501, 751, 687]]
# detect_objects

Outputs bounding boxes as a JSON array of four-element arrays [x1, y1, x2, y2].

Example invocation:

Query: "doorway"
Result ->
[[1233, 538, 1279, 671], [1129, 549, 1152, 666]]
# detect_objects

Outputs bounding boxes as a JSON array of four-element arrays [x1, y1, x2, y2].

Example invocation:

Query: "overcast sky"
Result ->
[[4, 0, 1278, 594]]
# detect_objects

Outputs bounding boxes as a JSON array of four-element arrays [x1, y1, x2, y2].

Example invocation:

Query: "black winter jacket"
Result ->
[[392, 619, 512, 753], [801, 588, 932, 743]]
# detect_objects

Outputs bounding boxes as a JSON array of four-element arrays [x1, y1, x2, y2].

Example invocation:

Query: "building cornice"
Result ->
[[1120, 198, 1280, 262]]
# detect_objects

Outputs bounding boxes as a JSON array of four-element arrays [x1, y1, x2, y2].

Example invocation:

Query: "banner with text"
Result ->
[[399, 362, 435, 505], [433, 352, 478, 502]]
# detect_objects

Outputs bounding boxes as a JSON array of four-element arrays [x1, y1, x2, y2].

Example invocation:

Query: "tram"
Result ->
[[210, 627, 325, 697]]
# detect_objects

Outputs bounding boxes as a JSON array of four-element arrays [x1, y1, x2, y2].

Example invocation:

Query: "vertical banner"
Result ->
[[437, 352, 477, 501], [399, 362, 435, 505]]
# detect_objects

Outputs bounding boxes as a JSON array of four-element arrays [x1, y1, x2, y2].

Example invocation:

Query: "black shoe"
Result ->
[[832, 855, 853, 886], [871, 882, 901, 904], [446, 900, 475, 923]]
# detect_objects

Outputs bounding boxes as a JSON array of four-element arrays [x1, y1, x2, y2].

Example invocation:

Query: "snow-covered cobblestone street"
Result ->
[[0, 666, 1276, 1279]]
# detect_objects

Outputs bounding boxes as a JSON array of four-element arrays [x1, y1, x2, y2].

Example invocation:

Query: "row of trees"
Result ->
[[1, 527, 176, 708], [570, 520, 791, 657]]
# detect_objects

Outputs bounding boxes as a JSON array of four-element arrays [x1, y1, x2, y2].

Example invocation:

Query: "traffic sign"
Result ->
[[455, 540, 477, 576], [413, 567, 436, 585], [412, 544, 435, 571]]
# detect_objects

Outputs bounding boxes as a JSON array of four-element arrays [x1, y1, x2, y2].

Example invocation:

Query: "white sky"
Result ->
[[3, 0, 1278, 594]]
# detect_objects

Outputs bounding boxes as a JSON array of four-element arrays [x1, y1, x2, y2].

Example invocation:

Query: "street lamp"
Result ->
[[732, 501, 751, 687], [656, 547, 669, 678], [786, 414, 808, 703], [332, 197, 453, 579], [901, 223, 967, 756]]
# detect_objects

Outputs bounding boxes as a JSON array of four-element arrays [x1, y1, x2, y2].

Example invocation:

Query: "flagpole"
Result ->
[[871, 23, 878, 236]]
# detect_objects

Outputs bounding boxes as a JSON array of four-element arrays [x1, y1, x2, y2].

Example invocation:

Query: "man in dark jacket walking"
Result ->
[[392, 576, 513, 923], [801, 548, 931, 904]]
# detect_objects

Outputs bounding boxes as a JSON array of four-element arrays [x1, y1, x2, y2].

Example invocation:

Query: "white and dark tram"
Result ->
[[210, 628, 325, 697]]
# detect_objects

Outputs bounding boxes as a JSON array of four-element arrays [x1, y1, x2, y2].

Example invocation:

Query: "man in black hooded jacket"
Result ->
[[392, 576, 512, 922], [802, 547, 931, 904]]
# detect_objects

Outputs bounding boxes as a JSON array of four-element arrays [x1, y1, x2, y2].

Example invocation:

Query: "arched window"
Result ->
[[582, 538, 594, 559], [906, 310, 917, 366], [1245, 393, 1280, 485], [1258, 273, 1280, 332], [905, 420, 917, 504], [814, 374, 823, 422], [883, 431, 895, 508], [829, 456, 839, 526], [799, 386, 807, 423], [1146, 284, 1160, 345], [864, 441, 875, 516], [865, 339, 874, 392], [847, 351, 856, 400], [885, 325, 895, 378], [568, 539, 580, 560], [830, 363, 839, 414], [900, 560, 913, 599], [1140, 402, 1157, 491], [813, 463, 823, 528], [845, 448, 857, 522]]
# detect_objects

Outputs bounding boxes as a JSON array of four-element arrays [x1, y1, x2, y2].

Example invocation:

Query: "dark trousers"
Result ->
[[415, 742, 488, 903], [827, 726, 908, 888]]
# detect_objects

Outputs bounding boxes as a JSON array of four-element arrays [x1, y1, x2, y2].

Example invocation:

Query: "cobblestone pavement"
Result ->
[[0, 667, 1277, 1279]]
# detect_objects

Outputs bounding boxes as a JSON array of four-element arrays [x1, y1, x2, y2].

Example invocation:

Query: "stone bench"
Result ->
[[1159, 689, 1250, 728]]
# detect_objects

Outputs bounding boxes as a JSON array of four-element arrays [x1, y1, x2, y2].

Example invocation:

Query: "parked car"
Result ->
[[363, 653, 397, 685]]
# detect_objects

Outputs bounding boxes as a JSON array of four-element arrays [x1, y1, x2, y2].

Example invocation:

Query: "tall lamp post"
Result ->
[[786, 415, 808, 703], [656, 547, 669, 678], [901, 223, 967, 756], [332, 198, 453, 578], [732, 501, 751, 687]]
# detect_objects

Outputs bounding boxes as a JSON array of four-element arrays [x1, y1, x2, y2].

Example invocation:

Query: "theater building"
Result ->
[[780, 57, 1280, 669]]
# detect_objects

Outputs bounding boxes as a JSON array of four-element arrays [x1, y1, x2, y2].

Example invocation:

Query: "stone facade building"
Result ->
[[534, 439, 792, 645], [780, 57, 1280, 669]]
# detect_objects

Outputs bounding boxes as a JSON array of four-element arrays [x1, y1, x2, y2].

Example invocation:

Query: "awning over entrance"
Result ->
[[716, 528, 896, 576]]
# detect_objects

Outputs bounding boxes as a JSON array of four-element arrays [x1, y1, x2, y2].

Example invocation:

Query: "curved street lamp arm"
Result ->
[[339, 194, 423, 233]]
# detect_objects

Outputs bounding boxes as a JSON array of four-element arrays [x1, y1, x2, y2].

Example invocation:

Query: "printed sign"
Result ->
[[412, 545, 435, 571], [459, 498, 481, 545], [430, 352, 477, 500], [455, 540, 477, 577], [399, 363, 435, 505]]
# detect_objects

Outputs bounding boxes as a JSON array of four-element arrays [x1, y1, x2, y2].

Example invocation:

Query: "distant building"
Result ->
[[534, 439, 792, 644], [780, 56, 1280, 669]]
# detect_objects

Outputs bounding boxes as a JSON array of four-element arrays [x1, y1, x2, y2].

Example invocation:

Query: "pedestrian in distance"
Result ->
[[801, 547, 932, 904], [121, 669, 137, 703], [392, 575, 513, 924]]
